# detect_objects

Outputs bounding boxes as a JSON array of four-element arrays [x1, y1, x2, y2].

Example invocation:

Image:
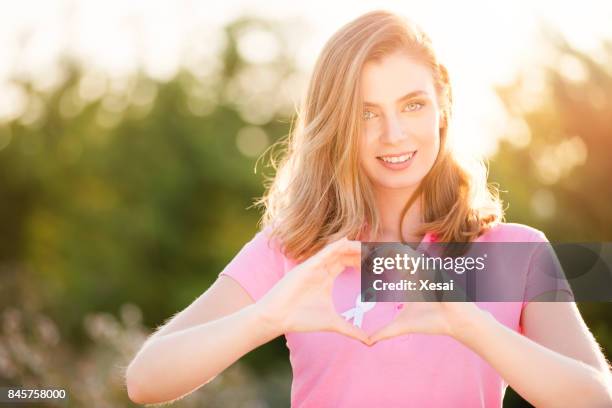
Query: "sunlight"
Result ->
[[0, 0, 611, 157]]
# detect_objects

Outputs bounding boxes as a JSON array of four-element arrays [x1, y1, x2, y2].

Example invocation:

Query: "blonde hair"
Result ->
[[254, 10, 503, 262]]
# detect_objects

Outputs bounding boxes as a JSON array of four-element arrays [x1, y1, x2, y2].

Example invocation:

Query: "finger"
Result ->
[[331, 236, 361, 251], [315, 236, 347, 261], [369, 321, 405, 344], [339, 251, 362, 270], [325, 254, 361, 278], [341, 238, 362, 254], [330, 316, 372, 345], [324, 240, 359, 259], [326, 235, 352, 250], [322, 240, 362, 277]]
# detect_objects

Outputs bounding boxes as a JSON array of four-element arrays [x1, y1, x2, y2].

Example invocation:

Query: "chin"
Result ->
[[372, 175, 423, 190]]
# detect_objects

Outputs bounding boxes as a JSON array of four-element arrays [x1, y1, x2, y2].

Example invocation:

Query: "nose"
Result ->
[[381, 113, 407, 144]]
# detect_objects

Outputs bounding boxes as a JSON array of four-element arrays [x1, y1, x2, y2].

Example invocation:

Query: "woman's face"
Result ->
[[359, 51, 442, 191]]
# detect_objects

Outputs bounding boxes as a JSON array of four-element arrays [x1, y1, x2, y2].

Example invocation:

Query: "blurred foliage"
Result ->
[[0, 272, 291, 407], [492, 33, 612, 242], [0, 14, 296, 406], [0, 14, 610, 408], [491, 29, 612, 405], [0, 15, 299, 338]]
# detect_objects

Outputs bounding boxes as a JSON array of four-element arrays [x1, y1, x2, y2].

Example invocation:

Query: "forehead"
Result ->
[[360, 51, 436, 103]]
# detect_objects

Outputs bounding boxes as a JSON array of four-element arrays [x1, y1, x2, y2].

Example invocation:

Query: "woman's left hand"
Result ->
[[368, 301, 486, 344]]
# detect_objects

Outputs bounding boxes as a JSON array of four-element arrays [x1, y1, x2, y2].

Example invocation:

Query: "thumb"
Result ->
[[369, 321, 405, 344], [329, 315, 371, 345]]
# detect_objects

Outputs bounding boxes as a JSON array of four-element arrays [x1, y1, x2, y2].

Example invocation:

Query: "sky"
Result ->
[[0, 0, 611, 157]]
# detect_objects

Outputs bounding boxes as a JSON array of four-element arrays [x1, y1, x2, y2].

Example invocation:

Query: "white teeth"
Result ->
[[380, 152, 414, 163]]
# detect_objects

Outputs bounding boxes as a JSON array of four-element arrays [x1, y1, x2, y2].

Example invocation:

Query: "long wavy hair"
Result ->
[[254, 10, 504, 262]]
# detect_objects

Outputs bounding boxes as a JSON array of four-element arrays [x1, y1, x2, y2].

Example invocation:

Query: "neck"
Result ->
[[373, 185, 423, 242]]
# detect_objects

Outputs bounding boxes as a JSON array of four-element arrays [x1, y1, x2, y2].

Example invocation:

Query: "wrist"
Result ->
[[448, 303, 495, 344], [249, 301, 287, 339]]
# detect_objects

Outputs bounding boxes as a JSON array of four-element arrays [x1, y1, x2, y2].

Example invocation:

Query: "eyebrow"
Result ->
[[363, 90, 429, 107]]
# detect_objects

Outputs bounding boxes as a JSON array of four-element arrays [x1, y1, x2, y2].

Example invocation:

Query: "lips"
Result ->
[[377, 150, 417, 164], [376, 150, 418, 171], [377, 150, 416, 158]]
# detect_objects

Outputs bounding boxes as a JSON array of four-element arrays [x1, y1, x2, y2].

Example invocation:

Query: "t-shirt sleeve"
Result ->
[[218, 227, 286, 302], [521, 229, 575, 309]]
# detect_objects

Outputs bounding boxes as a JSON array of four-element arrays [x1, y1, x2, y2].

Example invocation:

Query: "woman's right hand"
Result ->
[[256, 236, 371, 345]]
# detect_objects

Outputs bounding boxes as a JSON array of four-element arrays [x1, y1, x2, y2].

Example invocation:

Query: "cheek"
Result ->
[[358, 136, 379, 177], [417, 133, 440, 172], [411, 115, 440, 152], [358, 135, 370, 163], [418, 130, 439, 154]]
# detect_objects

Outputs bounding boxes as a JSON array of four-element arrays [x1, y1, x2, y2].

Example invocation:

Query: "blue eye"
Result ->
[[364, 102, 425, 120], [404, 102, 425, 112], [363, 110, 376, 121]]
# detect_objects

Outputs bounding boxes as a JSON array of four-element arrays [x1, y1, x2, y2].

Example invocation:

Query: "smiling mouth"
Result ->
[[376, 150, 417, 164]]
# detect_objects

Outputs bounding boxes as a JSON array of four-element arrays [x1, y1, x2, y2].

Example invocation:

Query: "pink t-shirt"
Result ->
[[219, 222, 560, 407]]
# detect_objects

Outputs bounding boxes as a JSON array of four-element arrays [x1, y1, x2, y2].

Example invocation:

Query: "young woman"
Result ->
[[126, 10, 612, 407]]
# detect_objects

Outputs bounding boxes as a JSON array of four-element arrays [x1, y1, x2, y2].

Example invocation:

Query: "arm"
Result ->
[[126, 237, 367, 405], [126, 276, 282, 405], [453, 301, 612, 408]]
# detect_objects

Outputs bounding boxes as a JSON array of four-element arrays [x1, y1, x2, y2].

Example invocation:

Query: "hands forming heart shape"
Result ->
[[257, 237, 484, 346]]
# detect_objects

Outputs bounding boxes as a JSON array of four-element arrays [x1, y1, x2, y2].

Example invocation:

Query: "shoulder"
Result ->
[[478, 222, 548, 242], [248, 224, 285, 257], [219, 224, 289, 302]]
